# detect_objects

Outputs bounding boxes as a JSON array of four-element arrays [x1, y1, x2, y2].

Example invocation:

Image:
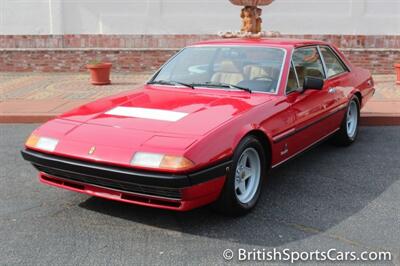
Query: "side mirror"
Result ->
[[303, 76, 324, 91]]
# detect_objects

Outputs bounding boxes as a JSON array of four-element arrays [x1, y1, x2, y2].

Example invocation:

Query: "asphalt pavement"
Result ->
[[0, 125, 399, 265]]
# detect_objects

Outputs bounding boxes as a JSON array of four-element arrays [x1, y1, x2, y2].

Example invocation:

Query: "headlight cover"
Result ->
[[131, 152, 194, 171], [25, 134, 59, 152]]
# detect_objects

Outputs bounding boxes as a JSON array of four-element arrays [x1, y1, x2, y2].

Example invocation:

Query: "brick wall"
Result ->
[[1, 34, 400, 49], [0, 49, 178, 72], [343, 49, 400, 75], [1, 34, 399, 74]]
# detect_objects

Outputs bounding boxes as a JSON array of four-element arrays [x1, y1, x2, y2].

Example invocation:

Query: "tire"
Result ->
[[213, 136, 266, 216], [331, 96, 360, 146]]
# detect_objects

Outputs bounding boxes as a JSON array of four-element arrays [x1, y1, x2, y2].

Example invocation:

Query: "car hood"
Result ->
[[59, 85, 272, 136], [34, 85, 273, 168]]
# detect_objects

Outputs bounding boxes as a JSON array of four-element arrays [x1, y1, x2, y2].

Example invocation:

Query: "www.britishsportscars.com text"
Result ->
[[222, 248, 392, 263]]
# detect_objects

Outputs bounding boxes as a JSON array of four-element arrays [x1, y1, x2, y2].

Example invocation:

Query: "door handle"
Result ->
[[328, 87, 336, 94]]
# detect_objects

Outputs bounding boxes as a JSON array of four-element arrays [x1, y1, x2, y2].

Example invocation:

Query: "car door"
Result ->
[[278, 46, 340, 159]]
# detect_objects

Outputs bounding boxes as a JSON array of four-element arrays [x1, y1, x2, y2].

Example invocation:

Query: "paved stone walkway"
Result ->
[[361, 75, 400, 115], [0, 72, 151, 122], [0, 72, 399, 124]]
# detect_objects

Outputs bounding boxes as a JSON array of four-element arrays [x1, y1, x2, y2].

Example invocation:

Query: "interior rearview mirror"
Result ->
[[303, 76, 324, 91]]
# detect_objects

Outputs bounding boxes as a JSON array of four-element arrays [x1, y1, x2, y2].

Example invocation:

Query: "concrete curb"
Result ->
[[359, 115, 400, 126], [1, 114, 399, 126], [0, 115, 56, 124]]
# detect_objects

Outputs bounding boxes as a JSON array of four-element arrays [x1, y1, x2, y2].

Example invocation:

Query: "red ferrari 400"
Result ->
[[22, 38, 375, 216]]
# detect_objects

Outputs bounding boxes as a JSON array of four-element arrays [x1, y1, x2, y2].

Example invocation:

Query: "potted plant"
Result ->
[[395, 63, 400, 85], [86, 60, 112, 85]]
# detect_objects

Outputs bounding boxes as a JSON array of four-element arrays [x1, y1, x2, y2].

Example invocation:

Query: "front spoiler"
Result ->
[[21, 149, 230, 209]]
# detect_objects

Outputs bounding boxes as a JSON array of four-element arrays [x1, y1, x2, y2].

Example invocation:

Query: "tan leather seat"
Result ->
[[243, 65, 268, 80], [295, 66, 324, 88], [211, 61, 244, 85], [304, 68, 324, 79]]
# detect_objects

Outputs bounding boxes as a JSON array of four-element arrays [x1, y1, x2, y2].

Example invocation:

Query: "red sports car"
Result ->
[[22, 38, 375, 216]]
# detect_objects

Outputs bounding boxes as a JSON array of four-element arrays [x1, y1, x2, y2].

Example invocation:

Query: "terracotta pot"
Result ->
[[229, 0, 273, 6], [395, 64, 400, 85], [86, 62, 112, 85]]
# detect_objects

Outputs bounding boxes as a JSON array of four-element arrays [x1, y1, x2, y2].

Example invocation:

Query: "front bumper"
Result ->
[[21, 149, 230, 211]]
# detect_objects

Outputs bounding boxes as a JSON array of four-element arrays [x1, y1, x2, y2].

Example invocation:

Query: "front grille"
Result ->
[[35, 165, 182, 199]]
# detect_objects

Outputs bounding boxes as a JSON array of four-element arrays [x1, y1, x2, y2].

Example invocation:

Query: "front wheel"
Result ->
[[213, 136, 266, 216], [332, 96, 360, 146]]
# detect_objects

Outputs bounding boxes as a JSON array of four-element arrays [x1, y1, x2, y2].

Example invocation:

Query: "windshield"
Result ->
[[151, 46, 286, 93]]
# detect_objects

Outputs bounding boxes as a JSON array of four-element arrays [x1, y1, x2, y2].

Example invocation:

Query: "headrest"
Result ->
[[243, 64, 266, 75], [304, 68, 324, 78], [218, 61, 241, 73]]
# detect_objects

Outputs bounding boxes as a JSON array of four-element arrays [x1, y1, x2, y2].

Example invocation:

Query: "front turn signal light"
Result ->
[[130, 152, 194, 171], [25, 134, 40, 148], [159, 155, 194, 170]]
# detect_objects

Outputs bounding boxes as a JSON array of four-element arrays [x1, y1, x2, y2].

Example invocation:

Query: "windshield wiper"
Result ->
[[148, 80, 252, 93], [147, 80, 195, 89], [194, 82, 252, 93]]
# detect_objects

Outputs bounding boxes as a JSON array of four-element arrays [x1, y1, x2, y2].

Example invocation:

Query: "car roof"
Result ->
[[193, 38, 329, 48]]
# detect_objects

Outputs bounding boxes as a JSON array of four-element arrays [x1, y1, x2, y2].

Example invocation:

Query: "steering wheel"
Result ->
[[252, 76, 274, 82], [254, 77, 280, 92]]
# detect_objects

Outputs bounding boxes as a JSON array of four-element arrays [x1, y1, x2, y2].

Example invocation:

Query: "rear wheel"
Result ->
[[332, 96, 360, 146], [213, 136, 266, 216]]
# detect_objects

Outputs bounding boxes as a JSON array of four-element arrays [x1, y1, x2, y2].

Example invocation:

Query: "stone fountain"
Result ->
[[219, 0, 280, 38]]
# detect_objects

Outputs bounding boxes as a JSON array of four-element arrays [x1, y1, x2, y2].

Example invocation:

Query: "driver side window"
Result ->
[[292, 47, 325, 88]]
